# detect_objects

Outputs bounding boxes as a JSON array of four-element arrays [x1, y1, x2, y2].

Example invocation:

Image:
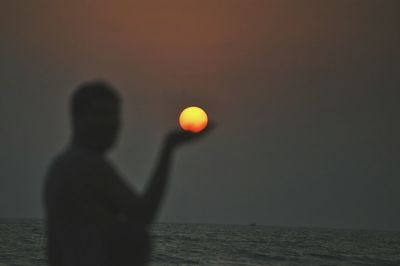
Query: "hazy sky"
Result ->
[[1, 0, 399, 230]]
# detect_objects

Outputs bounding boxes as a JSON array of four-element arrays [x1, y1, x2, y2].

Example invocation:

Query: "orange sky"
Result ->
[[3, 0, 390, 126]]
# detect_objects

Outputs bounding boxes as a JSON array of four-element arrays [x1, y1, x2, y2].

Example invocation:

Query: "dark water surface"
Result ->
[[0, 220, 399, 265]]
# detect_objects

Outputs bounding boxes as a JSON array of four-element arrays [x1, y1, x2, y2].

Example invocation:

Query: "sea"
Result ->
[[0, 220, 399, 265]]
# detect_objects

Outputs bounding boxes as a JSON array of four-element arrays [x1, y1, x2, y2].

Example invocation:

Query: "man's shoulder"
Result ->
[[49, 145, 119, 182], [47, 146, 100, 178], [44, 146, 112, 199]]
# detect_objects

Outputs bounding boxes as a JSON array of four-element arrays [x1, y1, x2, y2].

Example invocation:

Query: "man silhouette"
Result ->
[[43, 81, 214, 266]]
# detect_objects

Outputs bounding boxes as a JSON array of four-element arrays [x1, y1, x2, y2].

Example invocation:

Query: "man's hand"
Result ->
[[165, 121, 216, 148]]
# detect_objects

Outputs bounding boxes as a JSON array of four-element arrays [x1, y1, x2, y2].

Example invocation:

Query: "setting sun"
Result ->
[[179, 106, 208, 133]]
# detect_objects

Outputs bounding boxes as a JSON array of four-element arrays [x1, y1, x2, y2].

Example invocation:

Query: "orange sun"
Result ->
[[179, 106, 208, 133]]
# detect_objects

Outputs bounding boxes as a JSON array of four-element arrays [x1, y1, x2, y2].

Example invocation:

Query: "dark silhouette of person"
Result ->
[[43, 80, 214, 266]]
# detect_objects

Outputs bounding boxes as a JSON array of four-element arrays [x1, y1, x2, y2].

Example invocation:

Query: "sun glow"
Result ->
[[179, 106, 208, 133]]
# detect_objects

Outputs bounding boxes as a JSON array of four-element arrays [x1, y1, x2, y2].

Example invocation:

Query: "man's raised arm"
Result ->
[[141, 123, 215, 225]]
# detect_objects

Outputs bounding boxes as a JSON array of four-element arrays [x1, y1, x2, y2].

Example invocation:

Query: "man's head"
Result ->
[[71, 80, 121, 153]]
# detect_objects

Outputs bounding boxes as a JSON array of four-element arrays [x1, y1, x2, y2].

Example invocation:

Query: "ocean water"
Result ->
[[0, 220, 399, 265]]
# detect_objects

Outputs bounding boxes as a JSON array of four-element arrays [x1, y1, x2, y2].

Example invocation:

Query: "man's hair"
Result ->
[[71, 80, 120, 121]]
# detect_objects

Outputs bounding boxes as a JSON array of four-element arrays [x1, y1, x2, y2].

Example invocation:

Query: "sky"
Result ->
[[0, 0, 399, 230]]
